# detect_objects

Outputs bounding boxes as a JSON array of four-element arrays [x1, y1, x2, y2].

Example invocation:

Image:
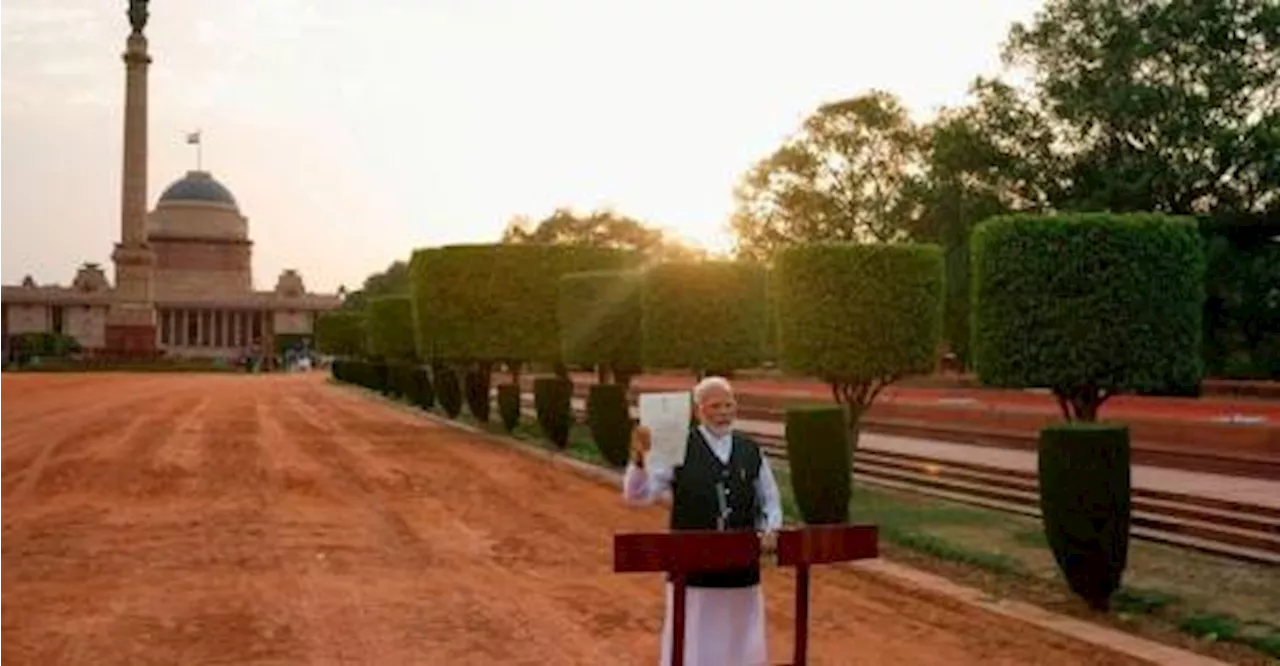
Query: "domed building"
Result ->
[[2, 169, 342, 360]]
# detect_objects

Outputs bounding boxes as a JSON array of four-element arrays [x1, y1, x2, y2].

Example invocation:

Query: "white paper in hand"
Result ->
[[639, 391, 692, 468]]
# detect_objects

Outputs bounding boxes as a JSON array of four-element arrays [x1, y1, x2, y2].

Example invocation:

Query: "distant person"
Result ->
[[623, 375, 783, 666]]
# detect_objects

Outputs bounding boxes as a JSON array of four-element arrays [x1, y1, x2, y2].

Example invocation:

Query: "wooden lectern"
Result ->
[[614, 524, 878, 666]]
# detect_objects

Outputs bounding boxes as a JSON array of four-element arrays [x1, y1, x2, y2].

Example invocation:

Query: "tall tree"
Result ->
[[730, 91, 921, 262], [1004, 0, 1280, 215], [902, 78, 1059, 365], [341, 260, 410, 311], [501, 208, 706, 262]]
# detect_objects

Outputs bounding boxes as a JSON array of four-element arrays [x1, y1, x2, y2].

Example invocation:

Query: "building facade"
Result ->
[[2, 169, 342, 360]]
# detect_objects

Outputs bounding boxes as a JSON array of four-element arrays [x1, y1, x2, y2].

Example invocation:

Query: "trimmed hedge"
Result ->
[[773, 243, 944, 409], [1038, 423, 1132, 610], [409, 366, 435, 408], [784, 406, 851, 524], [971, 213, 1206, 418], [434, 364, 463, 418], [641, 261, 770, 373], [366, 296, 417, 361], [497, 384, 521, 431], [464, 366, 492, 422], [314, 311, 365, 357], [586, 384, 632, 467], [408, 244, 640, 364], [558, 270, 643, 372], [534, 376, 573, 448]]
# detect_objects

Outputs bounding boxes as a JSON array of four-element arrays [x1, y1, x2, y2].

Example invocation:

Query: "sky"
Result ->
[[2, 0, 1043, 294]]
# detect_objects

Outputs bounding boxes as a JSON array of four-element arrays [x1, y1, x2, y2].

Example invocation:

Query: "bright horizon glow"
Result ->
[[2, 0, 1043, 292]]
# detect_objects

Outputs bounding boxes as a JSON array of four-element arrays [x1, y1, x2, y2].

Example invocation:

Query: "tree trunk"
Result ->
[[596, 364, 610, 385], [553, 361, 570, 381]]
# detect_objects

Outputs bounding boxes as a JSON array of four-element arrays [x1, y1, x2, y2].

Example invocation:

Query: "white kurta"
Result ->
[[623, 426, 784, 666]]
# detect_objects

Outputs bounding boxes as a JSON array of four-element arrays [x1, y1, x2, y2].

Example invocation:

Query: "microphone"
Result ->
[[715, 482, 729, 531]]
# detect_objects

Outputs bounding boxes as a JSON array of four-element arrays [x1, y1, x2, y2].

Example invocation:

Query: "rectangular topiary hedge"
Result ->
[[640, 260, 770, 374], [314, 311, 366, 358], [970, 213, 1205, 420], [408, 244, 640, 364], [365, 295, 417, 360], [557, 269, 643, 370]]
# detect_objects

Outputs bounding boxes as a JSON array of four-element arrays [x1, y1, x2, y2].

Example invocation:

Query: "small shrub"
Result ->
[[496, 384, 521, 431], [586, 384, 632, 467], [463, 366, 492, 422], [1038, 423, 1132, 611], [435, 364, 463, 418], [409, 366, 435, 408], [533, 376, 573, 448], [784, 406, 851, 524]]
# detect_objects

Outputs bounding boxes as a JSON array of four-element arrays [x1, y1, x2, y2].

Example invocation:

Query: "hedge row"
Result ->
[[314, 311, 366, 357], [365, 295, 417, 361], [408, 244, 640, 364]]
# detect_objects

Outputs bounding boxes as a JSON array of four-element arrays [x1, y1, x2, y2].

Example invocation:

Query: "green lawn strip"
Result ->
[[356, 383, 1280, 661]]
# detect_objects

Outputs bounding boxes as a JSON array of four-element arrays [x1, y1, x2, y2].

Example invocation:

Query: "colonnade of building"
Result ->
[[157, 307, 270, 349]]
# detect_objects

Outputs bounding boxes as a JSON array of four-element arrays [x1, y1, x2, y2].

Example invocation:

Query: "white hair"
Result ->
[[693, 376, 734, 404]]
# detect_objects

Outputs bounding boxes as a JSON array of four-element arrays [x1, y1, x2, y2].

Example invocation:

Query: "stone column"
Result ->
[[104, 6, 157, 357]]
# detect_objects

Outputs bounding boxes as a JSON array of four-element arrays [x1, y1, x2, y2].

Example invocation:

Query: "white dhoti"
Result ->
[[659, 583, 768, 666]]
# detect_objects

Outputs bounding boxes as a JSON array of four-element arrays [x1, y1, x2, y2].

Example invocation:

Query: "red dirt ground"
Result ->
[[3, 372, 1151, 665]]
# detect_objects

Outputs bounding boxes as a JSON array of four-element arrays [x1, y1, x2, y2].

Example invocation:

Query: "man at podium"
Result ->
[[623, 376, 784, 666]]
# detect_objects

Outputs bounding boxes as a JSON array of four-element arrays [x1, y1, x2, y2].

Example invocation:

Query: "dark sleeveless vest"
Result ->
[[668, 428, 763, 588]]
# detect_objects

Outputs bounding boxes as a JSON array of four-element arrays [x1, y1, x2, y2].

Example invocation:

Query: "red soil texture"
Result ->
[[2, 372, 1150, 665]]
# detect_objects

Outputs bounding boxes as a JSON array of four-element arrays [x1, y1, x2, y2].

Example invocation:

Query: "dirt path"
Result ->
[[3, 372, 1151, 665]]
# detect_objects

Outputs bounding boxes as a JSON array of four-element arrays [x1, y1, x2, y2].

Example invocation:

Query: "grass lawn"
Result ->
[[357, 382, 1279, 664]]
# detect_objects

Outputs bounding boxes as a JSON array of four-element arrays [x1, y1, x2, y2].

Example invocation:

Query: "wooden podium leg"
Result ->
[[672, 575, 686, 666], [794, 565, 810, 666]]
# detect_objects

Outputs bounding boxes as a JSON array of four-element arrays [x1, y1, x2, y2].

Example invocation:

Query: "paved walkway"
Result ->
[[558, 395, 1280, 510], [561, 373, 1280, 424]]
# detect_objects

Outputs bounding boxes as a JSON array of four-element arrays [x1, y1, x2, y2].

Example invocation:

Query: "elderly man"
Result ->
[[623, 375, 783, 666]]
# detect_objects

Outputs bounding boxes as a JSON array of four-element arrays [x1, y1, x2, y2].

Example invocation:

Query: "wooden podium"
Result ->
[[614, 524, 878, 666]]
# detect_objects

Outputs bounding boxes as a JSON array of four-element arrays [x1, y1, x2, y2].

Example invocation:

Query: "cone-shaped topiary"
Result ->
[[586, 384, 631, 467], [534, 376, 573, 448], [497, 384, 521, 431], [409, 366, 435, 409], [1038, 423, 1132, 611], [435, 364, 463, 418], [784, 406, 851, 524], [464, 365, 492, 422]]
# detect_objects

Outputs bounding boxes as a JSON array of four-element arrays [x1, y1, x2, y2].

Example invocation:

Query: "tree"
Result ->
[[341, 260, 410, 311], [1004, 0, 1279, 216], [731, 91, 921, 262], [902, 78, 1059, 366], [501, 208, 707, 262]]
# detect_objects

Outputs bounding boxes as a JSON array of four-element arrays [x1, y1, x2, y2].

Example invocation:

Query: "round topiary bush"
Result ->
[[496, 384, 521, 431], [784, 406, 852, 524], [586, 383, 632, 467], [1038, 423, 1132, 610], [533, 376, 573, 448]]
